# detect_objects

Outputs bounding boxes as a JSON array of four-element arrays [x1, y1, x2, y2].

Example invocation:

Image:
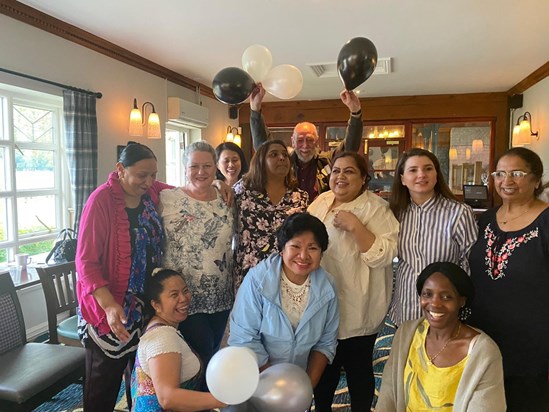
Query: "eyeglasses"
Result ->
[[490, 170, 529, 180]]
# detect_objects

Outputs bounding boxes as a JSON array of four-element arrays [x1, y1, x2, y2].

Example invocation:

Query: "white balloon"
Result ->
[[262, 65, 303, 100], [242, 44, 273, 82], [206, 347, 259, 405]]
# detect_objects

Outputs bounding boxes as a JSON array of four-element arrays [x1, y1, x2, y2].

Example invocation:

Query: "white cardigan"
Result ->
[[377, 318, 506, 412]]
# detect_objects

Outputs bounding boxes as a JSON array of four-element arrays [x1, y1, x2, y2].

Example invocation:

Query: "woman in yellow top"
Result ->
[[377, 262, 506, 412]]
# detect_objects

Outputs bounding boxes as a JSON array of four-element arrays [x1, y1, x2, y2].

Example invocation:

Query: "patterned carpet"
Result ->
[[33, 373, 351, 411]]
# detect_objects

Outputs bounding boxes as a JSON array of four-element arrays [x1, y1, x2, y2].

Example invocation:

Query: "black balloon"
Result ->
[[337, 37, 378, 90], [212, 67, 255, 105]]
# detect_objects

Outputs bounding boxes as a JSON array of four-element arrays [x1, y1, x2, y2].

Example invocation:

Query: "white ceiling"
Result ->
[[17, 0, 549, 101]]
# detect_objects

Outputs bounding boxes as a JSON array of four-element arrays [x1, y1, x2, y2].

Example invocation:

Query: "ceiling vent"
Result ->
[[307, 57, 392, 78]]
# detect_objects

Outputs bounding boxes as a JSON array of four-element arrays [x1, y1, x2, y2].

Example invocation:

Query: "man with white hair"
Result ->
[[250, 83, 363, 202]]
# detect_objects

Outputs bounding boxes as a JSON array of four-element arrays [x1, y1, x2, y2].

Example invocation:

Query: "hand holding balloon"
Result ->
[[340, 90, 361, 113], [250, 83, 266, 112], [337, 37, 378, 90]]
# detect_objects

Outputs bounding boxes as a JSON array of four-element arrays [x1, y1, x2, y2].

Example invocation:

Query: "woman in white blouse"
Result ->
[[132, 268, 225, 411], [308, 152, 399, 412], [160, 141, 235, 390]]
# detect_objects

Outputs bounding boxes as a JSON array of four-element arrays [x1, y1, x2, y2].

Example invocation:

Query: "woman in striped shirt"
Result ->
[[373, 148, 478, 405]]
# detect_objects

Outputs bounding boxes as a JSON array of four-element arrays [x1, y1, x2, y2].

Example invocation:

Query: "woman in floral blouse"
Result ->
[[160, 141, 235, 390], [234, 139, 308, 290]]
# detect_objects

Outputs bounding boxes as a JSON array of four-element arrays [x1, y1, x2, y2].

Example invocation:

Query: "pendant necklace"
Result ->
[[497, 204, 532, 225], [427, 322, 461, 365]]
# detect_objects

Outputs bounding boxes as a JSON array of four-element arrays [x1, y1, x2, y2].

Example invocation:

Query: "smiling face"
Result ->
[[280, 231, 322, 284], [420, 272, 465, 330], [291, 122, 318, 163], [494, 154, 540, 204], [116, 158, 158, 199], [151, 275, 192, 326], [265, 143, 291, 180], [400, 155, 437, 202], [186, 150, 216, 190], [217, 149, 242, 185], [329, 156, 366, 203]]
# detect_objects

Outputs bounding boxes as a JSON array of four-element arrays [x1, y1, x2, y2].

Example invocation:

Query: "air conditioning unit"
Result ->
[[167, 97, 209, 128]]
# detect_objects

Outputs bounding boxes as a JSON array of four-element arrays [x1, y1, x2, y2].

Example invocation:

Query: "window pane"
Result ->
[[0, 96, 5, 141], [0, 146, 7, 191], [19, 239, 55, 257], [0, 197, 7, 241], [13, 104, 54, 144], [0, 248, 6, 264], [17, 195, 56, 235], [15, 149, 55, 189]]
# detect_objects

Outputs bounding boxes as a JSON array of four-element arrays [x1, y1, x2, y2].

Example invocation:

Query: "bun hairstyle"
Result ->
[[118, 141, 157, 167], [143, 268, 184, 320]]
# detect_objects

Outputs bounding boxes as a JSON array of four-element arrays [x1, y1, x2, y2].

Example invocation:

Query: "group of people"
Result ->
[[74, 82, 548, 412]]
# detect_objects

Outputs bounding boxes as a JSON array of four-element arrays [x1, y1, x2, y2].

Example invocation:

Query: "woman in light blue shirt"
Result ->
[[228, 213, 339, 389]]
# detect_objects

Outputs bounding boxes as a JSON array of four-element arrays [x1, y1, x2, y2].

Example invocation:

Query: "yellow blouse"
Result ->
[[404, 319, 468, 411]]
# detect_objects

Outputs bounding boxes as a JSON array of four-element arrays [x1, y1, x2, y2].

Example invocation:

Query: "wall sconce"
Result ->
[[472, 139, 483, 154], [226, 126, 242, 147], [512, 111, 539, 147], [449, 147, 458, 161], [129, 98, 161, 139]]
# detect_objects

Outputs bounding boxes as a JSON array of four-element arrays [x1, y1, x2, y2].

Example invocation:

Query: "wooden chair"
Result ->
[[0, 271, 85, 412], [36, 262, 81, 347]]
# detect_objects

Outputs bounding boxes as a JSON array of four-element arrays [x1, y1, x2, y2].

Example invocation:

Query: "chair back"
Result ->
[[0, 272, 26, 355], [36, 262, 78, 345]]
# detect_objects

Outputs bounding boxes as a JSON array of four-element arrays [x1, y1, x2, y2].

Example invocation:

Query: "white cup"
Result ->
[[15, 253, 31, 268]]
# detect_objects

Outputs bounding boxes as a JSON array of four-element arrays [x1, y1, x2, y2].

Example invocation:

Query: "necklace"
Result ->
[[426, 322, 461, 365], [497, 205, 532, 225], [280, 273, 310, 304]]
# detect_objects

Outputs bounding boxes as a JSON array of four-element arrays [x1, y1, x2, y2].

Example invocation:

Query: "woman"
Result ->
[[160, 141, 235, 389], [76, 142, 170, 411], [308, 152, 399, 411], [377, 262, 506, 412], [468, 147, 549, 410], [234, 139, 308, 289], [215, 141, 248, 187], [373, 149, 478, 399], [132, 268, 226, 411], [228, 213, 339, 389]]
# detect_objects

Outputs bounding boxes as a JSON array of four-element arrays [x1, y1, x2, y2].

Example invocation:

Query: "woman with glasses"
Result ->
[[468, 147, 549, 411]]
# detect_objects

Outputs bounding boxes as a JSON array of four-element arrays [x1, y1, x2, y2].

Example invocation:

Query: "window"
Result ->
[[0, 83, 69, 264], [165, 124, 189, 186]]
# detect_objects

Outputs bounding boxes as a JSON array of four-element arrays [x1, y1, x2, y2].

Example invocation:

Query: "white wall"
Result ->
[[0, 14, 234, 184], [0, 14, 236, 336], [520, 76, 549, 175]]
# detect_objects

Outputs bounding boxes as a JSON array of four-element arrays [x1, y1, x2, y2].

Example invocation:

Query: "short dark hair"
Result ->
[[277, 213, 329, 252], [389, 148, 456, 219], [331, 152, 371, 194], [144, 268, 185, 318], [416, 262, 475, 304], [496, 147, 545, 197], [118, 142, 157, 167], [215, 141, 249, 181]]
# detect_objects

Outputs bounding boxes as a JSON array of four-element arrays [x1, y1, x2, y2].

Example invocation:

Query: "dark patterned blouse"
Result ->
[[468, 207, 549, 377]]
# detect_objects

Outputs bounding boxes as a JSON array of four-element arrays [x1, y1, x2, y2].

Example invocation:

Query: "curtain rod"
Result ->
[[0, 67, 102, 99]]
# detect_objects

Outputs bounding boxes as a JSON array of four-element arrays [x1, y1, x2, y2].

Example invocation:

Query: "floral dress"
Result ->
[[233, 181, 308, 289]]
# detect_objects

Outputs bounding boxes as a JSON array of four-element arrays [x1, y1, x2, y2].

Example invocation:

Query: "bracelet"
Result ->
[[351, 109, 362, 116]]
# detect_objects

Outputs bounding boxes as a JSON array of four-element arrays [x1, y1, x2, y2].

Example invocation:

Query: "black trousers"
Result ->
[[314, 334, 377, 412], [83, 337, 135, 412]]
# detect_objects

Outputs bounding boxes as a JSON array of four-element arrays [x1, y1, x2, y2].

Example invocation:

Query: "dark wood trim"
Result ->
[[0, 0, 215, 99], [507, 61, 549, 95]]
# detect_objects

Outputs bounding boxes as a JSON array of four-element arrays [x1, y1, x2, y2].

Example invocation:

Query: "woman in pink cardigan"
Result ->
[[76, 142, 171, 412]]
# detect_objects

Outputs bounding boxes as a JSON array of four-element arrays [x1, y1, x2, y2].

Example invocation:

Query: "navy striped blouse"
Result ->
[[387, 195, 478, 326]]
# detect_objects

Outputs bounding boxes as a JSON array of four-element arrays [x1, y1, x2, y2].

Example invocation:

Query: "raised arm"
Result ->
[[339, 90, 363, 154], [250, 83, 272, 150]]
